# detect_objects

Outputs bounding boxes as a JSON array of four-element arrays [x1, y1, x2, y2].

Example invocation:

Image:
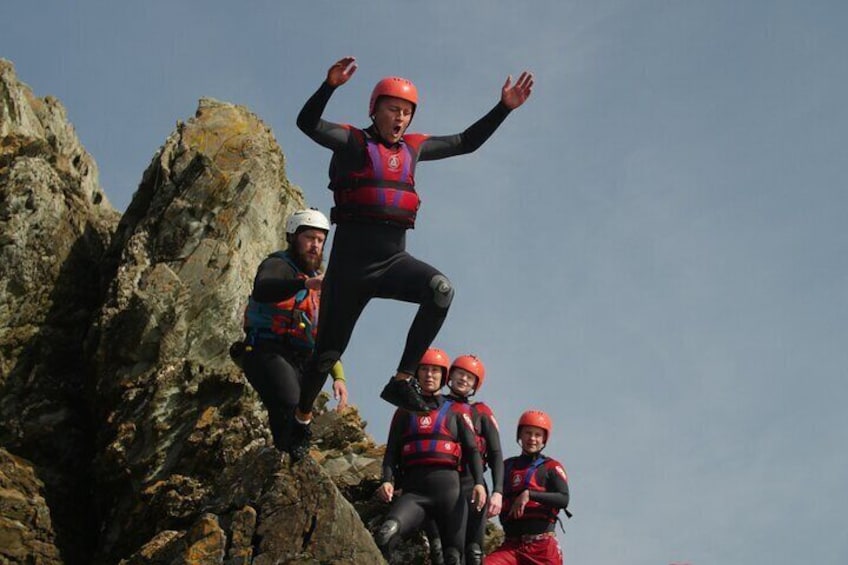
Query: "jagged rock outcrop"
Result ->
[[1, 59, 461, 564], [0, 58, 119, 564], [84, 96, 387, 564]]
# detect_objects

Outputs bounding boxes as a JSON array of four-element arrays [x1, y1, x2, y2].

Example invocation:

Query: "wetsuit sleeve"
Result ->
[[454, 411, 485, 485], [330, 361, 345, 382], [416, 101, 512, 161], [251, 256, 304, 302], [528, 463, 570, 510], [381, 411, 405, 484], [480, 413, 505, 494], [296, 81, 354, 150]]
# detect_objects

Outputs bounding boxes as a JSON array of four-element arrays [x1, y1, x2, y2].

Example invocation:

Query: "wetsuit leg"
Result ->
[[424, 519, 446, 565], [464, 480, 488, 565], [374, 253, 454, 375], [376, 492, 429, 556], [242, 345, 301, 451], [429, 471, 465, 565], [298, 262, 371, 413]]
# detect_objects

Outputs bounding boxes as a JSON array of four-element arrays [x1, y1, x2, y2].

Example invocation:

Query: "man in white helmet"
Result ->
[[236, 208, 347, 461]]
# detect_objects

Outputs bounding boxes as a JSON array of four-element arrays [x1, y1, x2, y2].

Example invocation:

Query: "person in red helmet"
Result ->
[[291, 56, 534, 457], [485, 410, 570, 565], [425, 354, 504, 565], [375, 348, 487, 565]]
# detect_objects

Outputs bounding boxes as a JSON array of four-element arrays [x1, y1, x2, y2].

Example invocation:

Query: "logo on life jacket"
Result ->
[[388, 154, 401, 171], [512, 472, 522, 487], [419, 416, 433, 428]]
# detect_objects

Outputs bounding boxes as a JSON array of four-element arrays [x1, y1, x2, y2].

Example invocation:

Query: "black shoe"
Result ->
[[288, 419, 312, 463], [380, 377, 430, 413]]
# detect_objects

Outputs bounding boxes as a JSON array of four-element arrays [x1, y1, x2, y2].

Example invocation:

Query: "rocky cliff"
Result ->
[[0, 59, 437, 565]]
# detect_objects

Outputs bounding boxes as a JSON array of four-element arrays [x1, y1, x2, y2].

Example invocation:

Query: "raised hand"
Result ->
[[326, 56, 358, 87], [501, 71, 534, 109]]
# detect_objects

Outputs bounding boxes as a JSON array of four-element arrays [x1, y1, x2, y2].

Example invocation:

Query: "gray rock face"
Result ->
[[84, 96, 384, 563], [0, 58, 119, 564]]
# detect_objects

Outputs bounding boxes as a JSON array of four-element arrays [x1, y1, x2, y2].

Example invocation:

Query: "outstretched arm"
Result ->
[[417, 70, 535, 161], [296, 57, 359, 149]]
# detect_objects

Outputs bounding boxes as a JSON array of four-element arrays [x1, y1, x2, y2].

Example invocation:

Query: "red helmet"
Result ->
[[449, 354, 486, 392], [369, 76, 418, 116], [419, 347, 450, 383], [516, 410, 552, 442]]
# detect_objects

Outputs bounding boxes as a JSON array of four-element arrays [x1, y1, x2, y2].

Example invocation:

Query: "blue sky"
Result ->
[[3, 2, 847, 563]]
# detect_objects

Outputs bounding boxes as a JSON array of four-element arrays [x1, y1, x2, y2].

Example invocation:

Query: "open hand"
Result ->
[[327, 56, 358, 87], [501, 71, 534, 109]]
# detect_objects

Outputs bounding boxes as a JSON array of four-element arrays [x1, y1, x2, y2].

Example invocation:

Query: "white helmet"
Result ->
[[285, 208, 330, 236]]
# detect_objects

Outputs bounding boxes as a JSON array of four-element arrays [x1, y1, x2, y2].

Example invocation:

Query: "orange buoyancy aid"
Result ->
[[330, 131, 422, 228], [401, 400, 464, 469], [243, 252, 320, 350], [502, 456, 562, 523]]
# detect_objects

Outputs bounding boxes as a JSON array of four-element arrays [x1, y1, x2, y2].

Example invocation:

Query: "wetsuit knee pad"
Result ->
[[429, 274, 454, 309], [466, 543, 483, 565], [374, 518, 400, 549]]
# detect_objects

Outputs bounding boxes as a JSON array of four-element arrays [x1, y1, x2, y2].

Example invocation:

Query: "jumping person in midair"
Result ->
[[289, 56, 533, 459]]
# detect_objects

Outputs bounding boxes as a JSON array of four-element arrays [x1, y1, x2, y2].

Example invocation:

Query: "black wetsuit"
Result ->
[[426, 394, 505, 564], [379, 394, 485, 564], [296, 81, 513, 413], [241, 253, 314, 450]]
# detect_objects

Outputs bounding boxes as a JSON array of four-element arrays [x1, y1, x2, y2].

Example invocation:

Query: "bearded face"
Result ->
[[291, 228, 326, 272]]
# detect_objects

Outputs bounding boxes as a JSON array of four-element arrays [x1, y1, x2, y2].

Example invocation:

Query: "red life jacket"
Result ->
[[401, 400, 464, 469], [243, 252, 320, 350], [502, 456, 562, 523], [330, 130, 424, 228]]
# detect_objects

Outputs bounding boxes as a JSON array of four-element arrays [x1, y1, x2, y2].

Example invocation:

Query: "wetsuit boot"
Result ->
[[428, 536, 446, 565], [288, 419, 312, 462], [380, 376, 430, 412]]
